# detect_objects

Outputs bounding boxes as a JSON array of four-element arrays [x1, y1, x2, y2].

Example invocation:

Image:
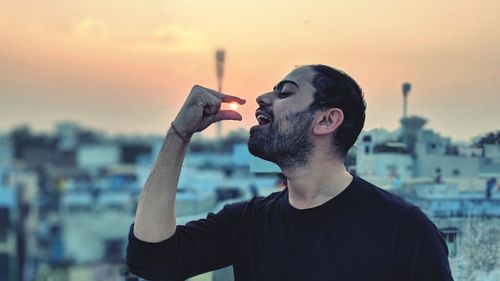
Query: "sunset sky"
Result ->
[[1, 0, 499, 142]]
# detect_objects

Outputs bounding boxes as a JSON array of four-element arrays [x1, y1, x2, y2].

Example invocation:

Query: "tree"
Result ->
[[474, 130, 500, 148]]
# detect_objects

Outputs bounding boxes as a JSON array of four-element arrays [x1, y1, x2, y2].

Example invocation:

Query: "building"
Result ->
[[0, 134, 14, 163], [0, 182, 18, 281], [61, 192, 135, 264], [355, 115, 498, 182], [76, 144, 121, 172]]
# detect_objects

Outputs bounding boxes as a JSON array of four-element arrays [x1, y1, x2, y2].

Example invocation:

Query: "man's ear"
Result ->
[[312, 108, 344, 136]]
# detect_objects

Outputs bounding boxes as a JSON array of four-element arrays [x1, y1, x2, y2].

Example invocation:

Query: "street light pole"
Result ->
[[402, 82, 411, 119], [215, 49, 225, 146]]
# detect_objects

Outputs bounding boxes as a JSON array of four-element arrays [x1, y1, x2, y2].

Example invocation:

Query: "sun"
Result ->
[[229, 102, 239, 111]]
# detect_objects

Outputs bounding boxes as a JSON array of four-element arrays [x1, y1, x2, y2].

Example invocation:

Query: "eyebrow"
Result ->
[[273, 80, 299, 91]]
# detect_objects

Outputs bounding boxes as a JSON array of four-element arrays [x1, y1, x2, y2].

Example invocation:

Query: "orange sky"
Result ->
[[1, 0, 499, 142]]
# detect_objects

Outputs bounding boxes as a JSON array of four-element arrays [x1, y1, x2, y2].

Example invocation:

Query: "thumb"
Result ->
[[213, 110, 243, 122]]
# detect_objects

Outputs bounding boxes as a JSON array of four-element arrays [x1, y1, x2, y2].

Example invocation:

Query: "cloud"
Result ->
[[151, 23, 206, 52], [65, 20, 206, 53], [75, 18, 110, 41]]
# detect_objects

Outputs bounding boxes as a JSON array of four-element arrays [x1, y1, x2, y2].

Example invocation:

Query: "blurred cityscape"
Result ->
[[1, 112, 499, 280]]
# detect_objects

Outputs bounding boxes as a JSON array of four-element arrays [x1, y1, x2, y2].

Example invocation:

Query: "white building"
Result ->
[[61, 190, 135, 264], [76, 144, 121, 171], [484, 144, 500, 161], [355, 116, 494, 182], [480, 144, 500, 178], [355, 133, 413, 187]]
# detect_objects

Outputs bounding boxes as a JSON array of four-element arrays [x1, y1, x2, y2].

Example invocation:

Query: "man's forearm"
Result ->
[[133, 127, 189, 242]]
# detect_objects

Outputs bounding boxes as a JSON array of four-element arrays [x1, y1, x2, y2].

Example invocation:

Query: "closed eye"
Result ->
[[277, 92, 293, 98]]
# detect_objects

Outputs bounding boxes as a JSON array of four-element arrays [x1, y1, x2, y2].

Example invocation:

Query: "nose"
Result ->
[[256, 91, 273, 106]]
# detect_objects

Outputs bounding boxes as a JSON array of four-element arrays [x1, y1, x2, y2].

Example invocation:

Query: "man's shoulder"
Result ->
[[251, 189, 285, 206], [221, 189, 285, 215], [353, 175, 417, 216]]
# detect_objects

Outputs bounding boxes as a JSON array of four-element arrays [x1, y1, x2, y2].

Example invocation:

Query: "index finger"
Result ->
[[205, 87, 246, 104], [220, 94, 246, 104]]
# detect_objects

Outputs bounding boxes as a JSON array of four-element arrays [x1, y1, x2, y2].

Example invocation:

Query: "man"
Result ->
[[127, 65, 454, 281]]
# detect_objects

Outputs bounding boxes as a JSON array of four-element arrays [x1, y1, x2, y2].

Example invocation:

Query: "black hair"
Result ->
[[307, 64, 367, 159]]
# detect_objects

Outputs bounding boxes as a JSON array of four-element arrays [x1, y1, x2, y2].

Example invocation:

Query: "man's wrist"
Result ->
[[170, 122, 192, 143]]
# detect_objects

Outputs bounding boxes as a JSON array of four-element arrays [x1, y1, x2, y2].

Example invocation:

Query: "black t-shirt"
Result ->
[[127, 175, 454, 281]]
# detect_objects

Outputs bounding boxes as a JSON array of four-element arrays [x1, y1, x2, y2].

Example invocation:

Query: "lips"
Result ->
[[255, 109, 272, 126]]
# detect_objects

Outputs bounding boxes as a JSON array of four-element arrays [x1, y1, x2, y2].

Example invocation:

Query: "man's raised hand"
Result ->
[[172, 85, 246, 138]]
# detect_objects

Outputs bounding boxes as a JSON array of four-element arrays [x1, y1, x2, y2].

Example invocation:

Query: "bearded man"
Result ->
[[127, 65, 454, 281]]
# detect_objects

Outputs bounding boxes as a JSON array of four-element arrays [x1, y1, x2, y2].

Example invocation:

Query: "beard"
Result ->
[[248, 108, 315, 171]]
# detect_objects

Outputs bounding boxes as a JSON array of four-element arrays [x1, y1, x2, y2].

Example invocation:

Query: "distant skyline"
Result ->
[[1, 1, 499, 143]]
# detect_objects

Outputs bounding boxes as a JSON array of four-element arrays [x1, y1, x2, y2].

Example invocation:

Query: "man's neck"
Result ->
[[282, 153, 353, 210]]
